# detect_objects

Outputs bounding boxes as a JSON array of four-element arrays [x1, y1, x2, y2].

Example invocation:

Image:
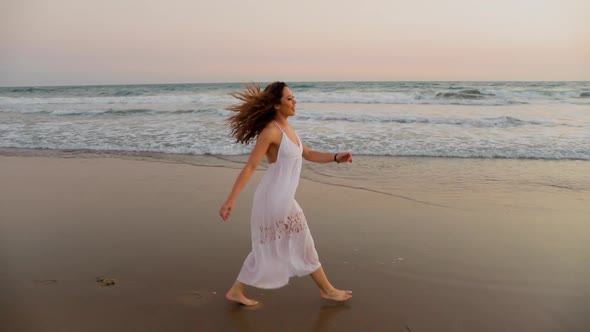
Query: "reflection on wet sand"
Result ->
[[226, 301, 350, 332], [312, 304, 351, 332]]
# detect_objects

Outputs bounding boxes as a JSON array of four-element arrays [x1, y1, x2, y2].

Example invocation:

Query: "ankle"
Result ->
[[227, 286, 240, 295], [320, 285, 336, 294], [229, 281, 245, 294]]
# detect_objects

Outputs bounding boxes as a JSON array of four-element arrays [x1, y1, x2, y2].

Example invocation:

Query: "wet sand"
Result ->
[[1, 153, 589, 331]]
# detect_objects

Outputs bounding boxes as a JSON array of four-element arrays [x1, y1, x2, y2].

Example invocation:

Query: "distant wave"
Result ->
[[0, 107, 556, 128], [99, 90, 145, 97], [6, 87, 58, 93], [0, 108, 228, 116], [2, 89, 589, 106], [288, 83, 317, 89], [297, 114, 549, 127], [51, 108, 155, 116], [483, 89, 584, 100], [0, 95, 233, 105], [435, 89, 495, 100], [291, 88, 589, 105], [295, 91, 510, 105]]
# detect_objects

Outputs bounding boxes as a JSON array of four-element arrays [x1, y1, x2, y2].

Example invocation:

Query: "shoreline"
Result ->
[[2, 147, 589, 214], [2, 147, 590, 161]]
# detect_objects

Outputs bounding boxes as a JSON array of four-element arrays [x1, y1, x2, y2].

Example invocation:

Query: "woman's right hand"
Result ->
[[219, 200, 235, 221]]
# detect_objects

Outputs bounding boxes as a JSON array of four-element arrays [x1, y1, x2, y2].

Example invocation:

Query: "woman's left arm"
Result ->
[[302, 143, 352, 164]]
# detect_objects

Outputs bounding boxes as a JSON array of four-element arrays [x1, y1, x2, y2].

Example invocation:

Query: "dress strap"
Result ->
[[273, 120, 285, 133]]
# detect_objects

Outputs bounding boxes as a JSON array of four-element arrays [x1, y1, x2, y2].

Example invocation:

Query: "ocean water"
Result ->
[[1, 81, 589, 212], [1, 81, 589, 160]]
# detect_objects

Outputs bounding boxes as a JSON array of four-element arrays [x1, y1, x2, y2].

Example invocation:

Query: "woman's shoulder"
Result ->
[[258, 122, 282, 142]]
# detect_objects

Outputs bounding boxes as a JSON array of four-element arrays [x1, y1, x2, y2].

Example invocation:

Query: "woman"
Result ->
[[219, 82, 353, 306]]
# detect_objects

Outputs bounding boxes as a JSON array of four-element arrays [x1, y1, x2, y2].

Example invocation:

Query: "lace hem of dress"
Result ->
[[258, 210, 307, 244]]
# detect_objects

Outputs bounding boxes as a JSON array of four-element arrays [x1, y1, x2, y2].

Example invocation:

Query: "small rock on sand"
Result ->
[[96, 276, 116, 286]]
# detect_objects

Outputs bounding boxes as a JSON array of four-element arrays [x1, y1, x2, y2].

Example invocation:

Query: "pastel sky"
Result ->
[[1, 0, 589, 86]]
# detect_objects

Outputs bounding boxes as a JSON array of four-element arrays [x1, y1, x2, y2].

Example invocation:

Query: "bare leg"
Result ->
[[225, 280, 258, 306], [310, 266, 352, 301]]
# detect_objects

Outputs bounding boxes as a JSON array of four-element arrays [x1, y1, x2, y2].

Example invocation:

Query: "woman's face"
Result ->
[[275, 87, 296, 117]]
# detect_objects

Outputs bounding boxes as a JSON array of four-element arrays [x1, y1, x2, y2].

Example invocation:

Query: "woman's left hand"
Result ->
[[336, 152, 353, 163], [219, 200, 235, 221]]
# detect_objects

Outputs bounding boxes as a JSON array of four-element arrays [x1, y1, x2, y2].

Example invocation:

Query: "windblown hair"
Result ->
[[226, 81, 287, 145]]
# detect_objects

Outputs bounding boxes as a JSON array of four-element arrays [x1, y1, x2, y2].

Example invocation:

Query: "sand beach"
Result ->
[[1, 150, 589, 331]]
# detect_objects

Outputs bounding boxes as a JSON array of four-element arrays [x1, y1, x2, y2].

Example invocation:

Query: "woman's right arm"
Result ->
[[219, 128, 274, 221]]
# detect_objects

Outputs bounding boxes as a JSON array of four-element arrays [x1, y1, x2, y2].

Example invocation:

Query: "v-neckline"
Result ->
[[283, 131, 300, 148]]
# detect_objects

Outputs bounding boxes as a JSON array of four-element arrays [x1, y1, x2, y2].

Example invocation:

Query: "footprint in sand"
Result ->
[[33, 279, 58, 285], [175, 290, 214, 307]]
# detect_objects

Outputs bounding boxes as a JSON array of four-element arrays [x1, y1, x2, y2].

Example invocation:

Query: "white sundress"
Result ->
[[237, 121, 321, 289]]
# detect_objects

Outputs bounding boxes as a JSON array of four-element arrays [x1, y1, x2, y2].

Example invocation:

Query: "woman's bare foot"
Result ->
[[320, 288, 352, 302], [225, 290, 259, 306]]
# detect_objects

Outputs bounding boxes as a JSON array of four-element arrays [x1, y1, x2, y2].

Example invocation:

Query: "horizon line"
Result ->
[[2, 79, 590, 88]]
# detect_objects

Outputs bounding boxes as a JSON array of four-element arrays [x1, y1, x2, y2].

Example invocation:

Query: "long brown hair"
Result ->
[[226, 82, 287, 145]]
